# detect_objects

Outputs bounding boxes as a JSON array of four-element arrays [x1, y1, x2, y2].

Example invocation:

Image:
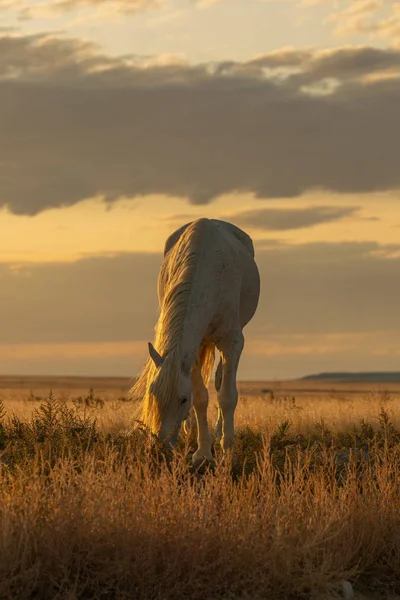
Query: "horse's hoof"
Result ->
[[191, 453, 215, 470]]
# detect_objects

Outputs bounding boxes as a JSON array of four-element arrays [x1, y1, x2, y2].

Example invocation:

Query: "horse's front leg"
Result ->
[[191, 360, 213, 465], [216, 331, 244, 454]]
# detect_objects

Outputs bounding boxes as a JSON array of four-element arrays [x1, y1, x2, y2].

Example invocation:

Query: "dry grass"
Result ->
[[0, 378, 400, 599]]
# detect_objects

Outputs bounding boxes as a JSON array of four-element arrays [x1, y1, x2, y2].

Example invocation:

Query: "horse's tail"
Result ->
[[199, 343, 216, 387]]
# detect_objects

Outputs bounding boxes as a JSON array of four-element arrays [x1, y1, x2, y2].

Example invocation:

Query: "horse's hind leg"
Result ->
[[216, 331, 244, 454], [214, 357, 223, 443], [191, 359, 213, 465]]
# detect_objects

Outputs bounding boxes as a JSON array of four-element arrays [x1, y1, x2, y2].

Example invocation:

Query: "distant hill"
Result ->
[[302, 372, 400, 383]]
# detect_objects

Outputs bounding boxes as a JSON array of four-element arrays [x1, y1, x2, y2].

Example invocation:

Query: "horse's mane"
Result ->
[[129, 220, 211, 433]]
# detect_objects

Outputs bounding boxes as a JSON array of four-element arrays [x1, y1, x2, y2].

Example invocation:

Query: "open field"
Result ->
[[2, 375, 400, 437], [1, 376, 400, 599]]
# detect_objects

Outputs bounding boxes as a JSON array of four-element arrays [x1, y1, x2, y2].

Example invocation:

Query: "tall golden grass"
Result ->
[[0, 384, 399, 599]]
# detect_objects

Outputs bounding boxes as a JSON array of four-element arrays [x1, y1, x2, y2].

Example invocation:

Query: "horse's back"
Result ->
[[164, 218, 255, 259]]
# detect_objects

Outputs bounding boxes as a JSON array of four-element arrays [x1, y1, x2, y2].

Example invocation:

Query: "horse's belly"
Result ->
[[240, 260, 260, 327], [202, 256, 260, 342]]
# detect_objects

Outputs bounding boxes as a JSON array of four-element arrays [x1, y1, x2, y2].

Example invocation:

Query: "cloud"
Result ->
[[1, 240, 400, 342], [0, 341, 146, 359], [1, 0, 162, 19], [0, 0, 23, 8], [1, 240, 400, 377], [244, 331, 400, 358], [1, 32, 400, 214], [46, 0, 160, 8], [248, 45, 400, 83], [0, 253, 161, 344], [328, 1, 400, 40], [229, 205, 359, 231], [301, 0, 400, 43], [0, 0, 224, 19], [195, 0, 225, 7]]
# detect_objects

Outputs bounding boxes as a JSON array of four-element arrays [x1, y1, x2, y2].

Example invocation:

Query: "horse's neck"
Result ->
[[182, 301, 213, 372], [160, 235, 214, 373], [162, 298, 209, 375]]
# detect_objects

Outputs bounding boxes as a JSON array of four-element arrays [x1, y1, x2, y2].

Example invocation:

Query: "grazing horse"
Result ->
[[129, 218, 260, 463]]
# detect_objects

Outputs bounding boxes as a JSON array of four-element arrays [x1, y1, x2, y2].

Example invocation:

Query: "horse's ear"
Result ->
[[148, 342, 164, 368]]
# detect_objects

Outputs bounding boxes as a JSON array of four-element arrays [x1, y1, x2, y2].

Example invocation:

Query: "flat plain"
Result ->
[[1, 375, 400, 600]]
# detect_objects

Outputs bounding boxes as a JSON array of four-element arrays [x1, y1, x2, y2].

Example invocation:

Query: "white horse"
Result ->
[[129, 218, 260, 463]]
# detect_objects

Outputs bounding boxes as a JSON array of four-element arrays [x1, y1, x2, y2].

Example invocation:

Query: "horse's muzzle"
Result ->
[[158, 421, 181, 447]]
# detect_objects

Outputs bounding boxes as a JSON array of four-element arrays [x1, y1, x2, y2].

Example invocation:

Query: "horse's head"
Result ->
[[148, 342, 192, 444]]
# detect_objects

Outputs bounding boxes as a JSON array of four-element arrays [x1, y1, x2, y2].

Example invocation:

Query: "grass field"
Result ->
[[1, 376, 400, 599]]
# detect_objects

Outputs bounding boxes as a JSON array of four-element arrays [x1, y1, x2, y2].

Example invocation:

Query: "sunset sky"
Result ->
[[1, 0, 400, 379]]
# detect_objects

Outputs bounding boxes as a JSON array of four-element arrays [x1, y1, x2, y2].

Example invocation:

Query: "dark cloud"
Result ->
[[1, 33, 400, 214], [230, 205, 359, 231], [1, 241, 399, 346], [251, 240, 400, 337], [304, 46, 400, 81], [249, 46, 400, 83], [248, 48, 313, 69], [0, 253, 161, 344]]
